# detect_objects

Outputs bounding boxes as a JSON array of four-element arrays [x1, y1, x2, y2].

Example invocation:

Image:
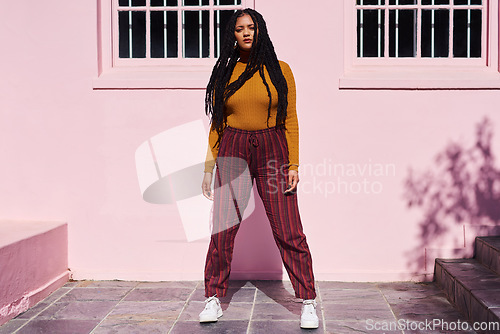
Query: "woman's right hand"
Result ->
[[202, 172, 214, 200]]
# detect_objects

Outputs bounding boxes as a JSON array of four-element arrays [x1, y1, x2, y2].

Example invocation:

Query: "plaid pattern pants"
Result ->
[[204, 125, 316, 300]]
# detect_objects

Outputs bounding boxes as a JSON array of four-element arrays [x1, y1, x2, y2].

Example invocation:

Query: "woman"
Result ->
[[200, 8, 318, 329]]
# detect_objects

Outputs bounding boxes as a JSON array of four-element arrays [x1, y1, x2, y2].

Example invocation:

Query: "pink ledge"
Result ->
[[0, 220, 69, 326], [339, 68, 500, 89]]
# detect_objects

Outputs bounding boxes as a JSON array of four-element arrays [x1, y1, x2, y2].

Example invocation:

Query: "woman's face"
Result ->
[[234, 14, 255, 52]]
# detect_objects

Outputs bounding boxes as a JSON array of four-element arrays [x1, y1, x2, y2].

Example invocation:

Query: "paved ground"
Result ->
[[0, 280, 476, 334]]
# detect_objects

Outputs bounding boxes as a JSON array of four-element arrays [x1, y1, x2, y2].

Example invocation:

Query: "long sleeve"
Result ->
[[280, 61, 299, 172], [204, 122, 221, 173]]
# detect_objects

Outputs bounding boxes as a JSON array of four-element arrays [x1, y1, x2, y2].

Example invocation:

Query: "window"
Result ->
[[115, 0, 245, 65], [356, 0, 485, 60], [94, 0, 254, 89], [341, 0, 500, 89]]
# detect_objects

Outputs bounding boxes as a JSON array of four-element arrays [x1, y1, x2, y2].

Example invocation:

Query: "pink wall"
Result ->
[[1, 1, 500, 282]]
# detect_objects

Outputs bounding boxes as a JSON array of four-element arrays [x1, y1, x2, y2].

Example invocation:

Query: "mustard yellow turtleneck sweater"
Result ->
[[204, 60, 299, 173]]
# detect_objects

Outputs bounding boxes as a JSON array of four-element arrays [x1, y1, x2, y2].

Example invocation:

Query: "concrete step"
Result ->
[[475, 237, 500, 276], [0, 220, 69, 326], [435, 258, 500, 333]]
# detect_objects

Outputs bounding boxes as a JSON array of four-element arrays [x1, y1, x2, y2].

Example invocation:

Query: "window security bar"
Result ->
[[117, 0, 243, 59], [356, 0, 484, 59]]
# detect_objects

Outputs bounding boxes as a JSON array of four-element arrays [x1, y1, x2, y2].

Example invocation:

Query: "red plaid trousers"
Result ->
[[204, 125, 316, 300]]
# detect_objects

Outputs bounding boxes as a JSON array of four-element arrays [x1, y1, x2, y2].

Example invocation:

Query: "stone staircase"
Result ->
[[435, 237, 500, 334]]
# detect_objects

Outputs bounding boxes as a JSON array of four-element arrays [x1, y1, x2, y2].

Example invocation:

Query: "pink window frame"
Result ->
[[340, 0, 500, 89], [94, 0, 255, 89]]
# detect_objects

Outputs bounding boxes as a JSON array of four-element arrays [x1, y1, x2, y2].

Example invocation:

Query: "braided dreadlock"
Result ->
[[205, 8, 289, 151]]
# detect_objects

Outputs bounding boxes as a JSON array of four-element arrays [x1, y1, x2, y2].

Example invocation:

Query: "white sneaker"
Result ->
[[300, 299, 319, 329], [199, 295, 223, 322]]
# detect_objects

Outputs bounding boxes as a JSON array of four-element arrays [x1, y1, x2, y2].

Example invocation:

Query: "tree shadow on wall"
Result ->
[[403, 117, 500, 275]]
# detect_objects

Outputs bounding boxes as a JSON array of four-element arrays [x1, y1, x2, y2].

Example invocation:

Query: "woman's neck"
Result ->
[[238, 49, 250, 63]]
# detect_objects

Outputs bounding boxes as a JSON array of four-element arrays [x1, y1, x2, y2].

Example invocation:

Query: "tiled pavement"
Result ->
[[0, 280, 476, 334]]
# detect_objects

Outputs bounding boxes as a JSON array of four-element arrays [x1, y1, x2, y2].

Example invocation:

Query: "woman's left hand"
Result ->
[[284, 170, 299, 194]]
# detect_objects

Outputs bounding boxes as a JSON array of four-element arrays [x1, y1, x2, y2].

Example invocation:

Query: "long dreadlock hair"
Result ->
[[205, 8, 288, 151]]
